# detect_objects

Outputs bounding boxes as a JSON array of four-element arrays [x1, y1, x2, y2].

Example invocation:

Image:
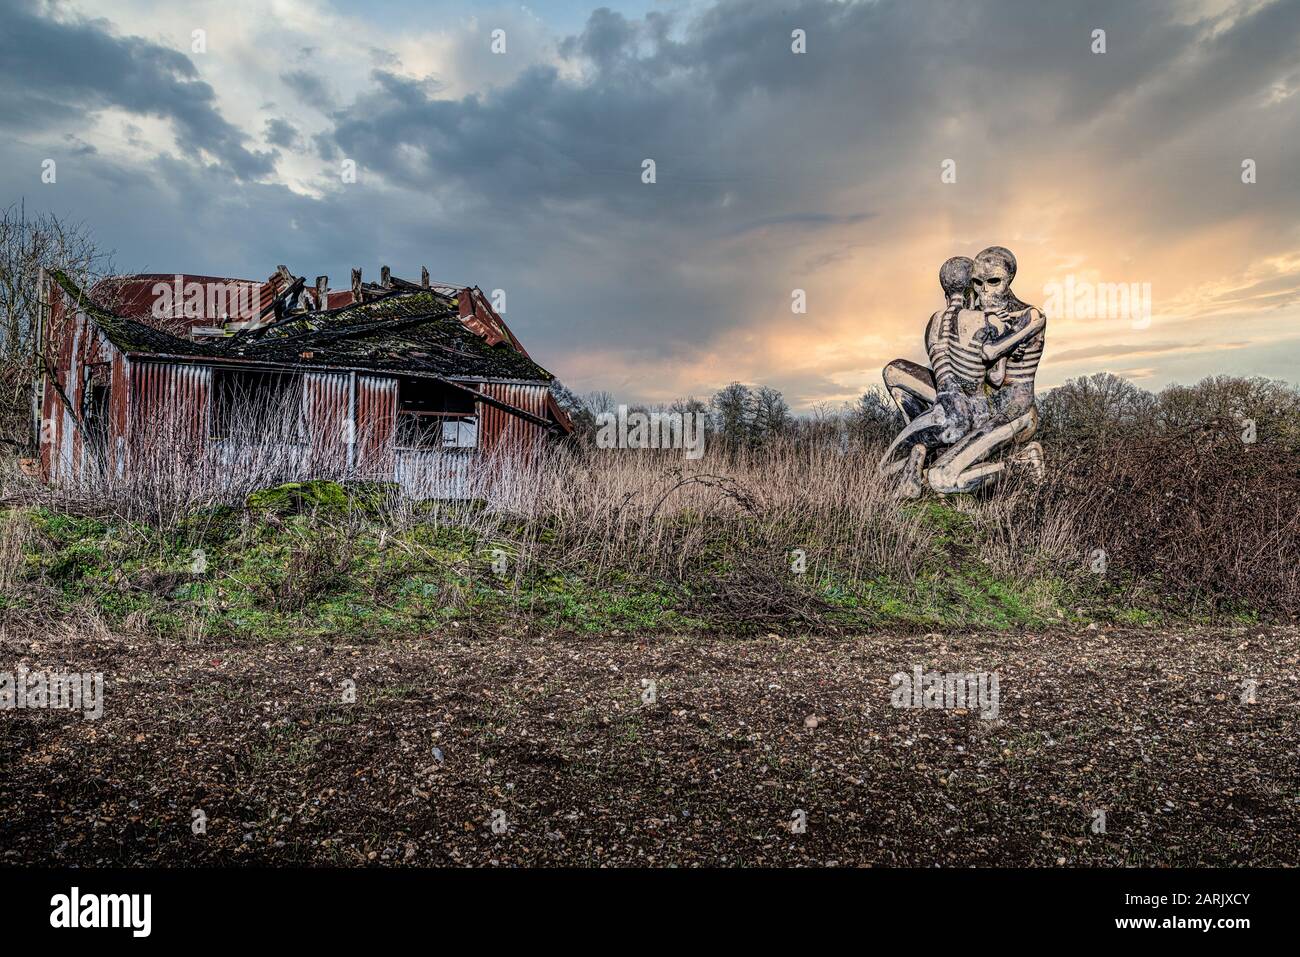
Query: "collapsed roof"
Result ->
[[51, 268, 555, 383]]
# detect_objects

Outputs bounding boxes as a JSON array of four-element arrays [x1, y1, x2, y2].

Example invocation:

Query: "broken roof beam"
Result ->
[[343, 265, 400, 301], [234, 306, 459, 355], [242, 268, 306, 331], [386, 273, 432, 292], [429, 375, 558, 431]]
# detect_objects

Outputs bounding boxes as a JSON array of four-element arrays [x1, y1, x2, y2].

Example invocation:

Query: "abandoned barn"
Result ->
[[37, 265, 572, 492]]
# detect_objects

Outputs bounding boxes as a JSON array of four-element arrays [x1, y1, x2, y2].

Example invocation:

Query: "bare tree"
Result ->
[[710, 381, 754, 447], [1036, 372, 1154, 445], [851, 387, 903, 445], [751, 386, 791, 441], [0, 202, 115, 452], [549, 379, 598, 440]]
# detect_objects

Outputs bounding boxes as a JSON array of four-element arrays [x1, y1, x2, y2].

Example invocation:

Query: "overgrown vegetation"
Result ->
[[3, 372, 1297, 639], [1, 445, 1283, 643]]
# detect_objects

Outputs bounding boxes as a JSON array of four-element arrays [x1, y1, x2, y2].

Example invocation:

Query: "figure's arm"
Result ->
[[987, 357, 1007, 387], [981, 308, 1045, 362]]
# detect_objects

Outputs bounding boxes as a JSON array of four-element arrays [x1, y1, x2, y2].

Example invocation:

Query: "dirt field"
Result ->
[[1, 622, 1296, 866]]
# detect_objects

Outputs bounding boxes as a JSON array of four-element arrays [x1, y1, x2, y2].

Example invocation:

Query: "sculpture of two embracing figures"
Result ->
[[879, 246, 1047, 497]]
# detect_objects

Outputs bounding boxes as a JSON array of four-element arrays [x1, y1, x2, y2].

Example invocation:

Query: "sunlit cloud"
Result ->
[[2, 0, 1297, 409]]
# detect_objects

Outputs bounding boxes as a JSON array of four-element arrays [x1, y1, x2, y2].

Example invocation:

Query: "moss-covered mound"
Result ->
[[245, 480, 399, 514]]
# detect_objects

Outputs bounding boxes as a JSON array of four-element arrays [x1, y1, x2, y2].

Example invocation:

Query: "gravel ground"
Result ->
[[1, 622, 1297, 866]]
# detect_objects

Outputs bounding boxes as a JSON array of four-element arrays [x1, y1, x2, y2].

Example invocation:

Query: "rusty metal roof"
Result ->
[[55, 270, 556, 383]]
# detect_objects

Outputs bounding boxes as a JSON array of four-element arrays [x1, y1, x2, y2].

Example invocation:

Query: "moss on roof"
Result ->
[[52, 272, 554, 382], [51, 270, 221, 357]]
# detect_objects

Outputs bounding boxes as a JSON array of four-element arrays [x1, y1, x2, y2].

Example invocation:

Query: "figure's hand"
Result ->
[[988, 357, 1007, 387], [980, 308, 1046, 363]]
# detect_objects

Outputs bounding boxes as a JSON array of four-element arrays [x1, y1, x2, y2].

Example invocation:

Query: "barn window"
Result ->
[[396, 376, 478, 450], [210, 369, 302, 439], [81, 363, 112, 457]]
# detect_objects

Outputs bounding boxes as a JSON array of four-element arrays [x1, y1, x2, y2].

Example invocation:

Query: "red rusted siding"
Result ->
[[356, 374, 398, 474], [303, 372, 402, 477], [302, 371, 349, 470], [109, 355, 130, 476], [129, 362, 211, 461], [475, 381, 550, 454], [93, 274, 268, 335], [39, 280, 130, 482]]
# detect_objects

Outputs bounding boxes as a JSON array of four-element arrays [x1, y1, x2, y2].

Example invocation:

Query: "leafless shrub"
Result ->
[[0, 507, 32, 592], [261, 527, 358, 612], [5, 376, 1296, 621], [1050, 420, 1300, 614]]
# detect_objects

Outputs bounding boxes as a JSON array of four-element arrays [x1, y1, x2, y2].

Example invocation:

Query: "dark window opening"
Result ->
[[210, 369, 302, 440], [397, 376, 478, 449], [83, 377, 111, 458]]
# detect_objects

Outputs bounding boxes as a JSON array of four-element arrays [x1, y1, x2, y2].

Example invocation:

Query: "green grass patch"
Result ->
[[3, 500, 1190, 640]]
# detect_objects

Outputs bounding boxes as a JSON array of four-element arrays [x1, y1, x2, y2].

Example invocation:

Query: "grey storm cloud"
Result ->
[[264, 117, 302, 150], [3, 0, 1299, 403], [335, 0, 1300, 224], [0, 0, 274, 179], [280, 69, 336, 112], [317, 0, 1300, 355]]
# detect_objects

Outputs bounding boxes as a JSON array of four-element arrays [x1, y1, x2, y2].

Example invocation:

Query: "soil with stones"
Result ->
[[1, 622, 1296, 866]]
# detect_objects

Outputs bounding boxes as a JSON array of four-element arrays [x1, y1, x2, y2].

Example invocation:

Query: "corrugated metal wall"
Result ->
[[39, 336, 549, 487], [357, 374, 397, 475], [39, 286, 130, 483], [129, 362, 211, 456], [476, 382, 549, 454], [109, 352, 130, 478], [302, 371, 349, 471], [300, 371, 400, 476]]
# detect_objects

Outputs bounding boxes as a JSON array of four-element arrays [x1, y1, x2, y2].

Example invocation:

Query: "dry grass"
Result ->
[[4, 401, 1296, 619], [0, 505, 31, 592]]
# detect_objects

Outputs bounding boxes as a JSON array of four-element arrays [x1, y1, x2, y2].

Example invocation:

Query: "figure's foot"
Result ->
[[894, 443, 928, 499], [1010, 441, 1045, 483]]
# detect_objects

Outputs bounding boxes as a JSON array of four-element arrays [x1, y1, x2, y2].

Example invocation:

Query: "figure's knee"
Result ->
[[883, 359, 934, 391], [881, 360, 910, 402], [882, 359, 936, 419]]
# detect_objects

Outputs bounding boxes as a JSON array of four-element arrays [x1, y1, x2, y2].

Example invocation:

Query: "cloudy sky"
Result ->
[[3, 0, 1298, 409]]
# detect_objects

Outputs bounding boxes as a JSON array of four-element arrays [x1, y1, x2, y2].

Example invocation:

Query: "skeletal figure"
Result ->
[[882, 257, 970, 425], [881, 257, 979, 495], [880, 246, 1046, 496]]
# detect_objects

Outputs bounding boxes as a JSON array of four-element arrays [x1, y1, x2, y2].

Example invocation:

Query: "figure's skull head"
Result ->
[[939, 256, 973, 300], [972, 246, 1017, 312]]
